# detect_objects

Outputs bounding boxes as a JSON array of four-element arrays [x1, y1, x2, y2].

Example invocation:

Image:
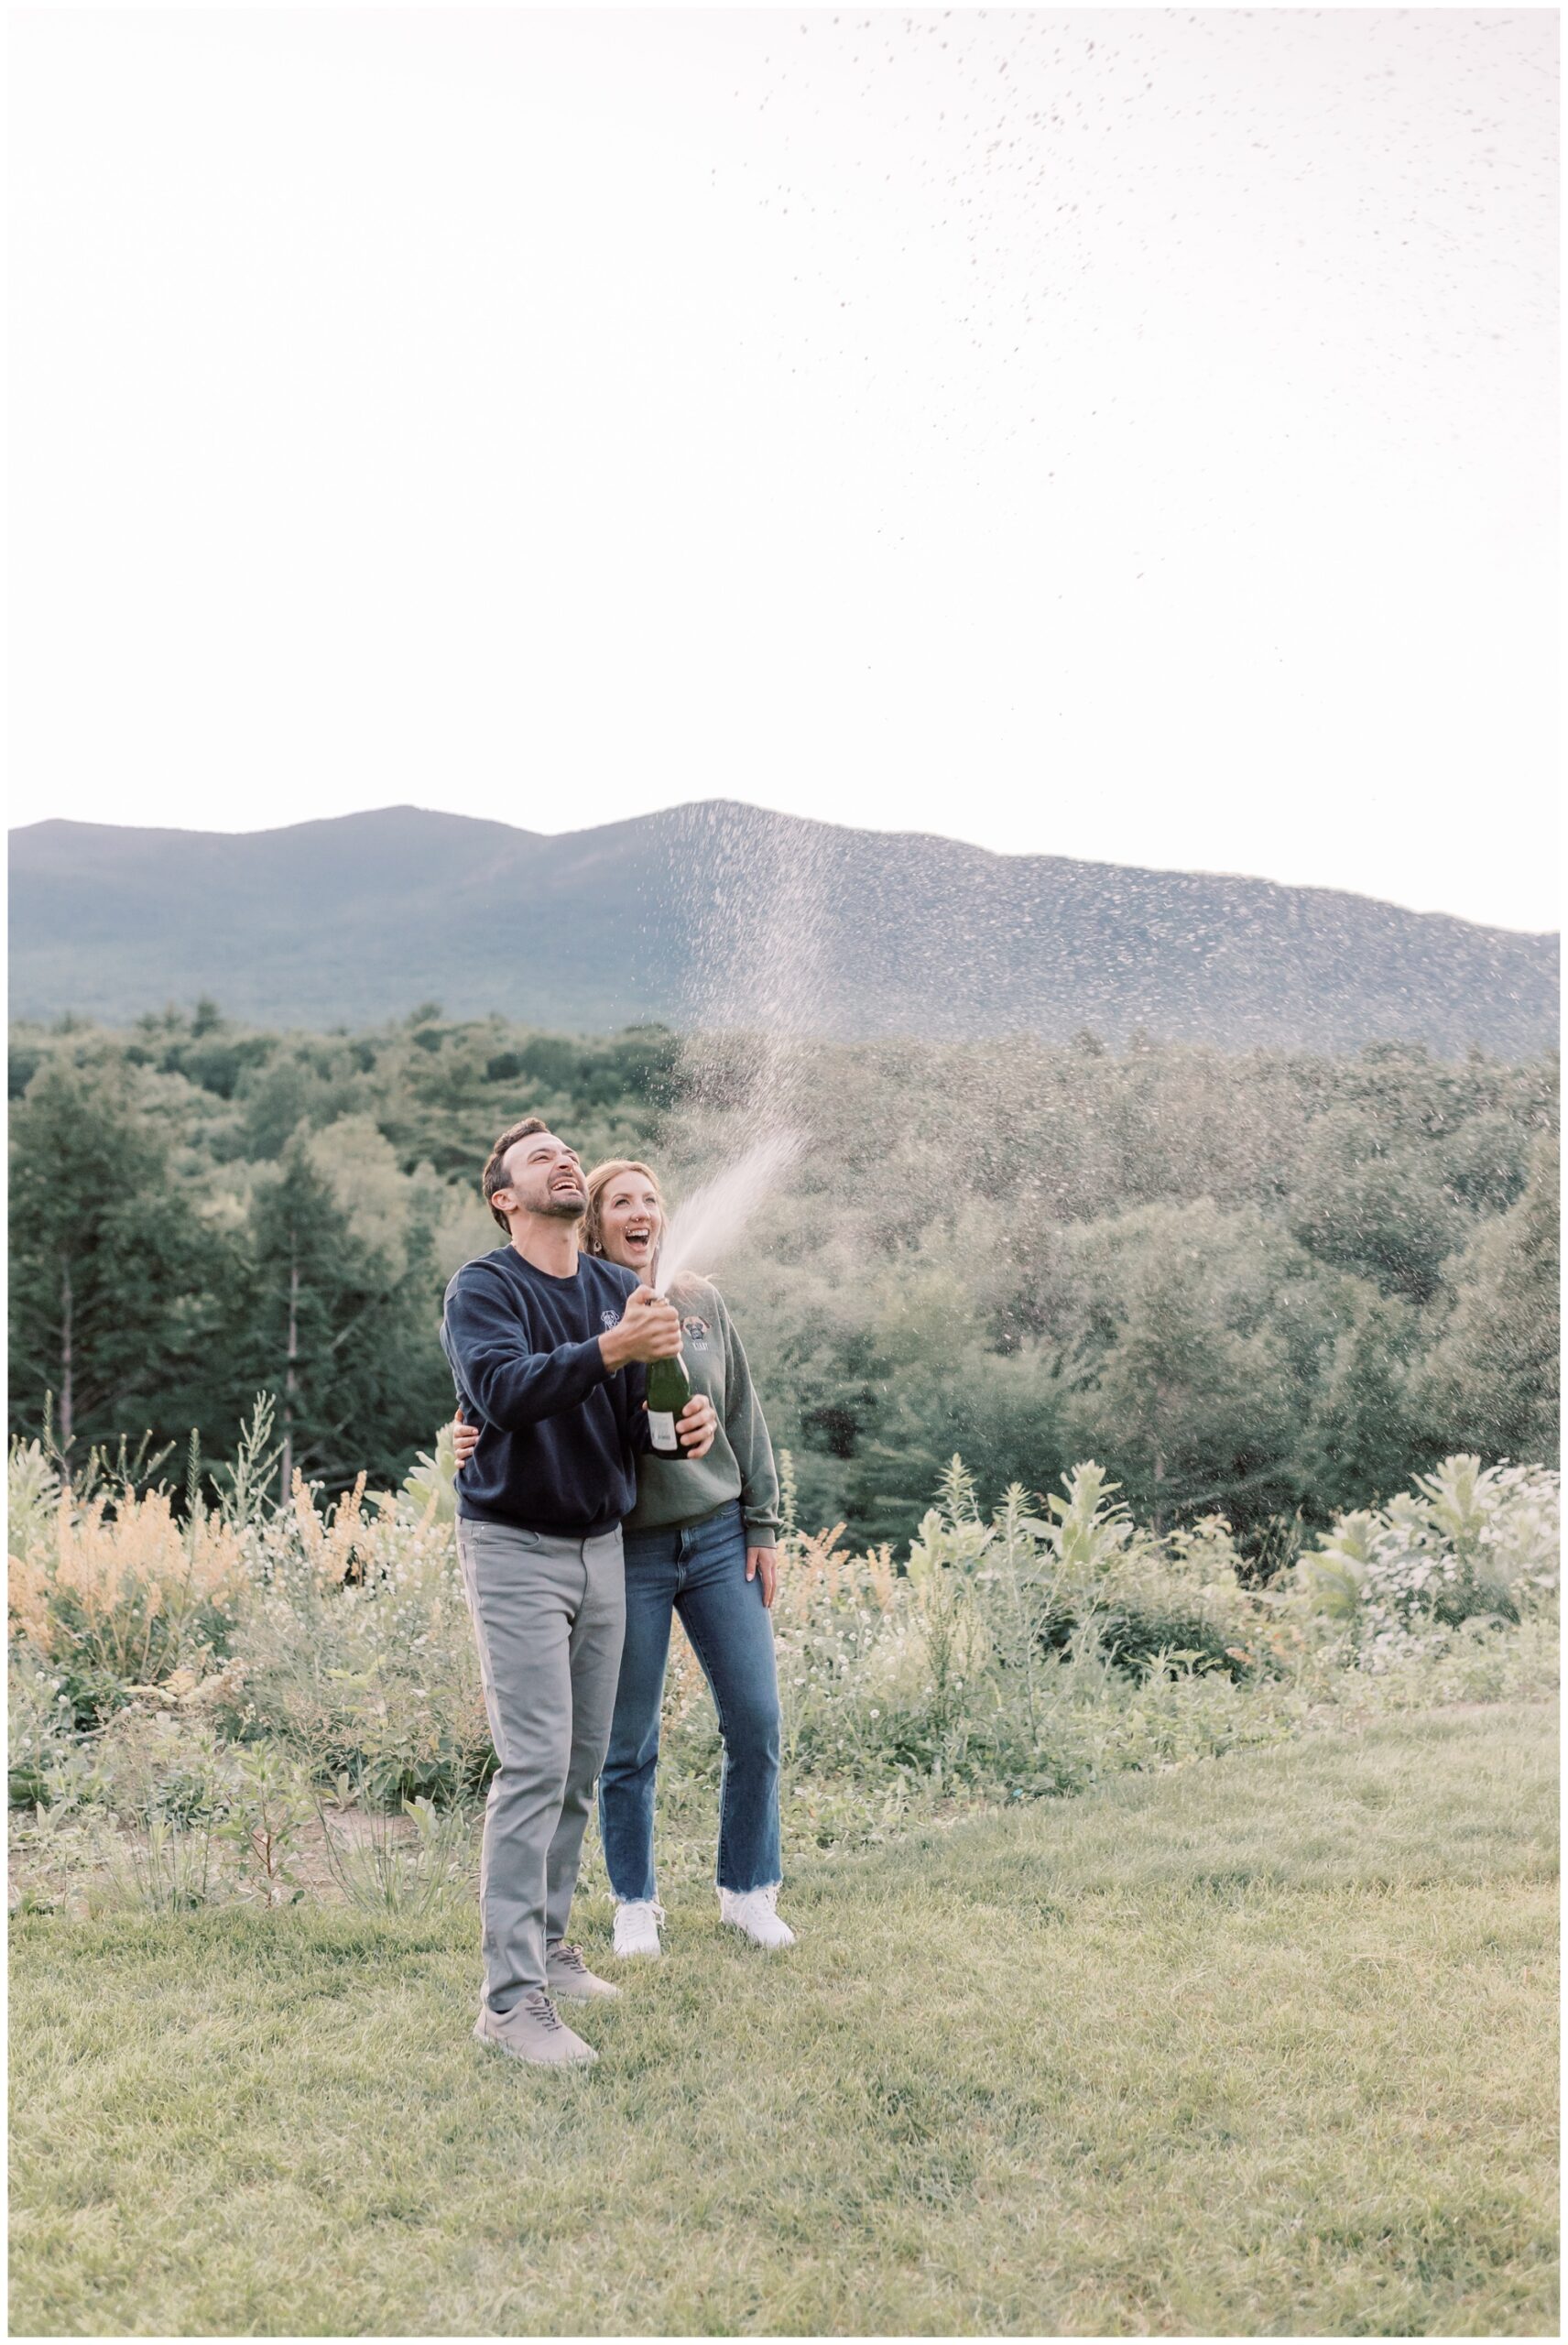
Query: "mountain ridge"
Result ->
[[16, 799, 1552, 930], [9, 801, 1559, 1054]]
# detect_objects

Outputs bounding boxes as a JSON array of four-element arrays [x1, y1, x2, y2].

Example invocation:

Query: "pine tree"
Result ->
[[1299, 1278, 1422, 1512], [243, 1138, 451, 1496], [1062, 1201, 1301, 1532], [1421, 1136, 1560, 1467], [8, 1057, 234, 1460]]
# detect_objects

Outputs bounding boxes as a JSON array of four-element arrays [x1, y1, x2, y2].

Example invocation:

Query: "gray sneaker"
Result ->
[[473, 1990, 597, 2067], [546, 1939, 622, 2001]]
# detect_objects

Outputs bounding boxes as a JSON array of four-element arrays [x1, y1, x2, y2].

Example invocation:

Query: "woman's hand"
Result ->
[[676, 1396, 718, 1459], [746, 1545, 779, 1608], [451, 1407, 480, 1472]]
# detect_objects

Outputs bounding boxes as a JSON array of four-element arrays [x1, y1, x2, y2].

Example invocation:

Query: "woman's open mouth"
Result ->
[[623, 1224, 653, 1257]]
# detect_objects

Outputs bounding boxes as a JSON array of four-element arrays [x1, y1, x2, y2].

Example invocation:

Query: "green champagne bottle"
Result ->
[[646, 1347, 693, 1461]]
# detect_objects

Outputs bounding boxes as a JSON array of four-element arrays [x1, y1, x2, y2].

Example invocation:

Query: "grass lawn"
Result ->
[[9, 1703, 1559, 2338]]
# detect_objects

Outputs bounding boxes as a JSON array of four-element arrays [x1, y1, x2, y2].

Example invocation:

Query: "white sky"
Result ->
[[8, 6, 1559, 931]]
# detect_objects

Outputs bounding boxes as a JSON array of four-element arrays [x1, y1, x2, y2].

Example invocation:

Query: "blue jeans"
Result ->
[[598, 1500, 783, 1899]]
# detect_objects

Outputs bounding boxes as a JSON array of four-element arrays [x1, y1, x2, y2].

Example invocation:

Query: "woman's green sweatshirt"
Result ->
[[626, 1274, 780, 1546]]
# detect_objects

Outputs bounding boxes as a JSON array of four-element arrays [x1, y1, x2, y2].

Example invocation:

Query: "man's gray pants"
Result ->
[[456, 1519, 626, 2014]]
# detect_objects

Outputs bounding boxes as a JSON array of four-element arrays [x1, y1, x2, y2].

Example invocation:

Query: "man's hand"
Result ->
[[676, 1395, 718, 1460], [601, 1285, 683, 1369], [746, 1544, 779, 1607]]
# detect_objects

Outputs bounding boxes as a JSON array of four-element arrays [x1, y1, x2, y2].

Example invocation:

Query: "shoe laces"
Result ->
[[549, 1941, 590, 1975], [517, 1990, 563, 2032], [619, 1900, 665, 1925]]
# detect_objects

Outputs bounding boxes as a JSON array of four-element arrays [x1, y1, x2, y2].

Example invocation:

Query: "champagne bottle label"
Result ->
[[646, 1347, 691, 1457]]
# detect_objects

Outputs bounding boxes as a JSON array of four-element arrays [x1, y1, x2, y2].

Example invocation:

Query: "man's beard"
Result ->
[[537, 1194, 586, 1222]]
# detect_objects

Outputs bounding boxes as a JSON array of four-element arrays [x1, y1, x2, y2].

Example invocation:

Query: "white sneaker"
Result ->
[[612, 1899, 665, 1958], [718, 1883, 797, 1950]]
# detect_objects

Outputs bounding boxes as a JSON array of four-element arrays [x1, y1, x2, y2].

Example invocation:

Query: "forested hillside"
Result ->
[[9, 1004, 1559, 1554]]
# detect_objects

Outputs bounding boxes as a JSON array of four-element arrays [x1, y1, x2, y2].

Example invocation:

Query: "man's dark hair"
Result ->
[[482, 1118, 550, 1232]]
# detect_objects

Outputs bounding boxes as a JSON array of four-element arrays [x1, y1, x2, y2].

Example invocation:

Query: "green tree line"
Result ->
[[9, 1003, 1558, 1554]]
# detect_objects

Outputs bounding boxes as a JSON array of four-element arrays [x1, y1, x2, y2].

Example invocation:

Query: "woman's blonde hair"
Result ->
[[582, 1158, 666, 1260]]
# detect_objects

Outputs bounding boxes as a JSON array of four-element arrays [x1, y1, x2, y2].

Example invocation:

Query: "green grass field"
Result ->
[[10, 1704, 1558, 2338]]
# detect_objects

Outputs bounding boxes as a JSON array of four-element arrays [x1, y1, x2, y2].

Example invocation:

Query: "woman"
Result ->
[[453, 1157, 794, 1957]]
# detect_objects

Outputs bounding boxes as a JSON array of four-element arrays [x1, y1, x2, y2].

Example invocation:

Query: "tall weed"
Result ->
[[316, 1783, 474, 1914], [8, 1470, 245, 1726]]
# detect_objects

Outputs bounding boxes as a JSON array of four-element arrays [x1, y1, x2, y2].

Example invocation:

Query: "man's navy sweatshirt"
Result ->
[[440, 1248, 649, 1535]]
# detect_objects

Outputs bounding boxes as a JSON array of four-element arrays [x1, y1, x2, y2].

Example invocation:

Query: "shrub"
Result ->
[[6, 1645, 94, 1809], [959, 1462, 1260, 1682], [1295, 1455, 1560, 1668], [218, 1473, 491, 1805]]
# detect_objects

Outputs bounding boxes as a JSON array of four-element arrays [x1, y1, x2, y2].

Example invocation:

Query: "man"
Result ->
[[441, 1116, 716, 2068]]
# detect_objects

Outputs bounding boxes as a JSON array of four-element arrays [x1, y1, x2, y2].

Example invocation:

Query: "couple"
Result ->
[[441, 1117, 793, 2071]]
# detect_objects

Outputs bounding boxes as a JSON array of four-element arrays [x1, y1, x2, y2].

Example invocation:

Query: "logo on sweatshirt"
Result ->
[[681, 1315, 711, 1347], [600, 1309, 620, 1332]]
